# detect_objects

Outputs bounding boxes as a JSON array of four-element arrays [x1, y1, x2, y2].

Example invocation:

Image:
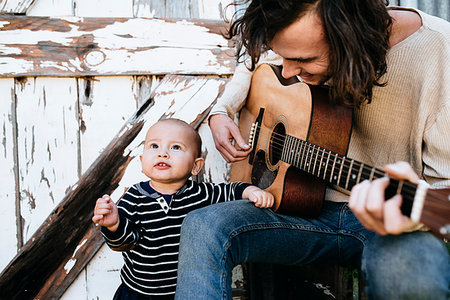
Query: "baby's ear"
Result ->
[[191, 157, 205, 175]]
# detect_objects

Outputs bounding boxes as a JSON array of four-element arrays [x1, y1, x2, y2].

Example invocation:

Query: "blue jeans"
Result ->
[[175, 200, 449, 299]]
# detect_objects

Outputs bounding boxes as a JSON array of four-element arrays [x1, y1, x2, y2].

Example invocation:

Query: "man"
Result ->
[[175, 1, 450, 299]]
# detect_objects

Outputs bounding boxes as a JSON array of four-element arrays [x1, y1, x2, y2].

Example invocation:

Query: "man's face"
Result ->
[[270, 11, 330, 85]]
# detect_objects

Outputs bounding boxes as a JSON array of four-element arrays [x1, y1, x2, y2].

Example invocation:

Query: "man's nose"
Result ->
[[281, 59, 300, 79]]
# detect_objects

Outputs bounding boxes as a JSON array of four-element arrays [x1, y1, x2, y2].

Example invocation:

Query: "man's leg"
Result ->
[[362, 232, 450, 299], [175, 200, 369, 300]]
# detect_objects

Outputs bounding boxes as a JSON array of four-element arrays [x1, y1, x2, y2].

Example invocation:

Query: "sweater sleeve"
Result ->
[[422, 101, 450, 189], [209, 50, 282, 120]]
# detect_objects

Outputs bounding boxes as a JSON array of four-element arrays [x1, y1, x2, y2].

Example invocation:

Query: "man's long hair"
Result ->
[[226, 0, 392, 107]]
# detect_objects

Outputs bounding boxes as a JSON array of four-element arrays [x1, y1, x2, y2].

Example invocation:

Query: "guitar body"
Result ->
[[230, 64, 353, 217]]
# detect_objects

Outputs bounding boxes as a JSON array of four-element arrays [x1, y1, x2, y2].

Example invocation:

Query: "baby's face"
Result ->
[[140, 121, 199, 186]]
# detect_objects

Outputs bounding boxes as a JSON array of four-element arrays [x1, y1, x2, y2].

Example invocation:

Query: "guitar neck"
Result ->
[[275, 132, 450, 239], [281, 134, 417, 209]]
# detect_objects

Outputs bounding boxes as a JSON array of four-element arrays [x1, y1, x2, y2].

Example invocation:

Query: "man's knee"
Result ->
[[362, 232, 449, 299]]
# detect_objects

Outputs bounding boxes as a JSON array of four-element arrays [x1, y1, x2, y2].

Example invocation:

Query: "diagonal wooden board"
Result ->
[[0, 74, 229, 300]]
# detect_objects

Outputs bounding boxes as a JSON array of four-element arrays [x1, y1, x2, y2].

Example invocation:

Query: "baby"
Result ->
[[92, 118, 273, 299]]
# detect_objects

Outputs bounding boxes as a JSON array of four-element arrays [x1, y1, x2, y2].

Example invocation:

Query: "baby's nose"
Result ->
[[157, 151, 169, 158]]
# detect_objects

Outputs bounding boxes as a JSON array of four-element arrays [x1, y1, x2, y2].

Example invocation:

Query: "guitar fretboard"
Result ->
[[280, 134, 416, 202]]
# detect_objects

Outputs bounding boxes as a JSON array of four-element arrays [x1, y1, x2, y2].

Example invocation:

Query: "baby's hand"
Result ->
[[92, 194, 119, 231], [243, 186, 274, 208]]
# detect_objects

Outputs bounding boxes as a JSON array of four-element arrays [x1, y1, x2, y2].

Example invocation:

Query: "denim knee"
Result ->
[[362, 232, 449, 299]]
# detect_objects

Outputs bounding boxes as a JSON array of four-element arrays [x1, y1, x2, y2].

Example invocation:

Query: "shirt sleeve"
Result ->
[[208, 182, 252, 204], [100, 188, 143, 251]]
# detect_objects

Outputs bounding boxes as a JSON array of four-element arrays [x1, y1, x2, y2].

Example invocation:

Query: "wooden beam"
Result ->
[[0, 74, 229, 299], [0, 15, 236, 77], [0, 0, 35, 14], [35, 224, 105, 299]]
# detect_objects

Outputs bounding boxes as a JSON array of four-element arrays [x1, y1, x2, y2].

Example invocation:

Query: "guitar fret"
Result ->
[[317, 148, 324, 178], [369, 167, 376, 181], [337, 157, 344, 186], [289, 136, 295, 166], [287, 135, 293, 164], [348, 161, 360, 189], [304, 143, 311, 171], [291, 136, 296, 164], [300, 141, 307, 171], [345, 159, 354, 190], [296, 139, 303, 169], [324, 150, 331, 180], [330, 154, 337, 183], [288, 136, 294, 163], [291, 137, 297, 165], [281, 135, 287, 162], [294, 137, 301, 168], [312, 145, 319, 176], [356, 162, 364, 184], [307, 144, 313, 173]]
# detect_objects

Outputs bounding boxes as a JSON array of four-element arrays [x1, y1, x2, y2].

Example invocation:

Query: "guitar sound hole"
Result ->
[[251, 150, 277, 189], [269, 122, 286, 166]]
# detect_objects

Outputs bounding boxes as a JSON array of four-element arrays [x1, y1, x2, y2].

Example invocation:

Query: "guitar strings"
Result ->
[[250, 123, 419, 200]]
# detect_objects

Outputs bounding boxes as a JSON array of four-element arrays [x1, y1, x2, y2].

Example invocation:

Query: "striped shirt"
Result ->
[[101, 180, 250, 297]]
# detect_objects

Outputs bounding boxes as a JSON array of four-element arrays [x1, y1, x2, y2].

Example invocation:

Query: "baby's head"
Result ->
[[140, 119, 204, 186]]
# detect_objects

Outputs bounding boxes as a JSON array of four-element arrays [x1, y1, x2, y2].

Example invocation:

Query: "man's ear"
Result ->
[[191, 157, 205, 176]]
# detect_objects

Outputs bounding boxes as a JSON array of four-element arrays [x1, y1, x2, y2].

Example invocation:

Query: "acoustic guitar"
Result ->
[[230, 63, 450, 239]]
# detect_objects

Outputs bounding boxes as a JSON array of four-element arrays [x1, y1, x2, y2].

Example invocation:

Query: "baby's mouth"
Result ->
[[155, 162, 170, 168]]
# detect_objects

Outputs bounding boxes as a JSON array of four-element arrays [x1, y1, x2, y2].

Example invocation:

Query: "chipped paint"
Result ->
[[73, 238, 88, 256], [0, 2, 237, 298], [63, 258, 77, 274], [0, 16, 235, 77]]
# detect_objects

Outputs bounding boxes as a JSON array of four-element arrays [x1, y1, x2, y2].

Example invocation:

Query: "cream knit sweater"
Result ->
[[210, 7, 450, 203]]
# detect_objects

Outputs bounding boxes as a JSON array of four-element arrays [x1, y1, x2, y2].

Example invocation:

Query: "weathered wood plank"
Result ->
[[0, 74, 228, 300], [77, 76, 149, 172], [198, 120, 230, 183], [0, 0, 35, 14], [26, 0, 74, 17], [0, 78, 18, 273], [74, 0, 133, 17], [133, 0, 233, 19], [0, 15, 235, 77], [15, 77, 80, 243], [34, 223, 105, 299], [134, 0, 195, 18], [26, 0, 233, 19]]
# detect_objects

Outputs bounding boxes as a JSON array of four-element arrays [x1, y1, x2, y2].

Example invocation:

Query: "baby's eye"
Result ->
[[150, 143, 158, 149], [171, 145, 181, 150]]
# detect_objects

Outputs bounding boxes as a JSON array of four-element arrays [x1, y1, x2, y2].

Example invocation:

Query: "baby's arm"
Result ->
[[242, 186, 274, 208], [92, 194, 119, 232]]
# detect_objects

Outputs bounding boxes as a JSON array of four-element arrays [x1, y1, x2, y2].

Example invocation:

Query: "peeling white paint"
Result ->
[[1, 2, 237, 299], [73, 238, 88, 256], [64, 258, 77, 274], [0, 78, 17, 273], [0, 21, 11, 28], [0, 17, 235, 77], [16, 77, 79, 242]]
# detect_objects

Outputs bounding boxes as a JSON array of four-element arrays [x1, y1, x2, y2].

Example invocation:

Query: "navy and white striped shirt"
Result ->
[[101, 179, 250, 297]]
